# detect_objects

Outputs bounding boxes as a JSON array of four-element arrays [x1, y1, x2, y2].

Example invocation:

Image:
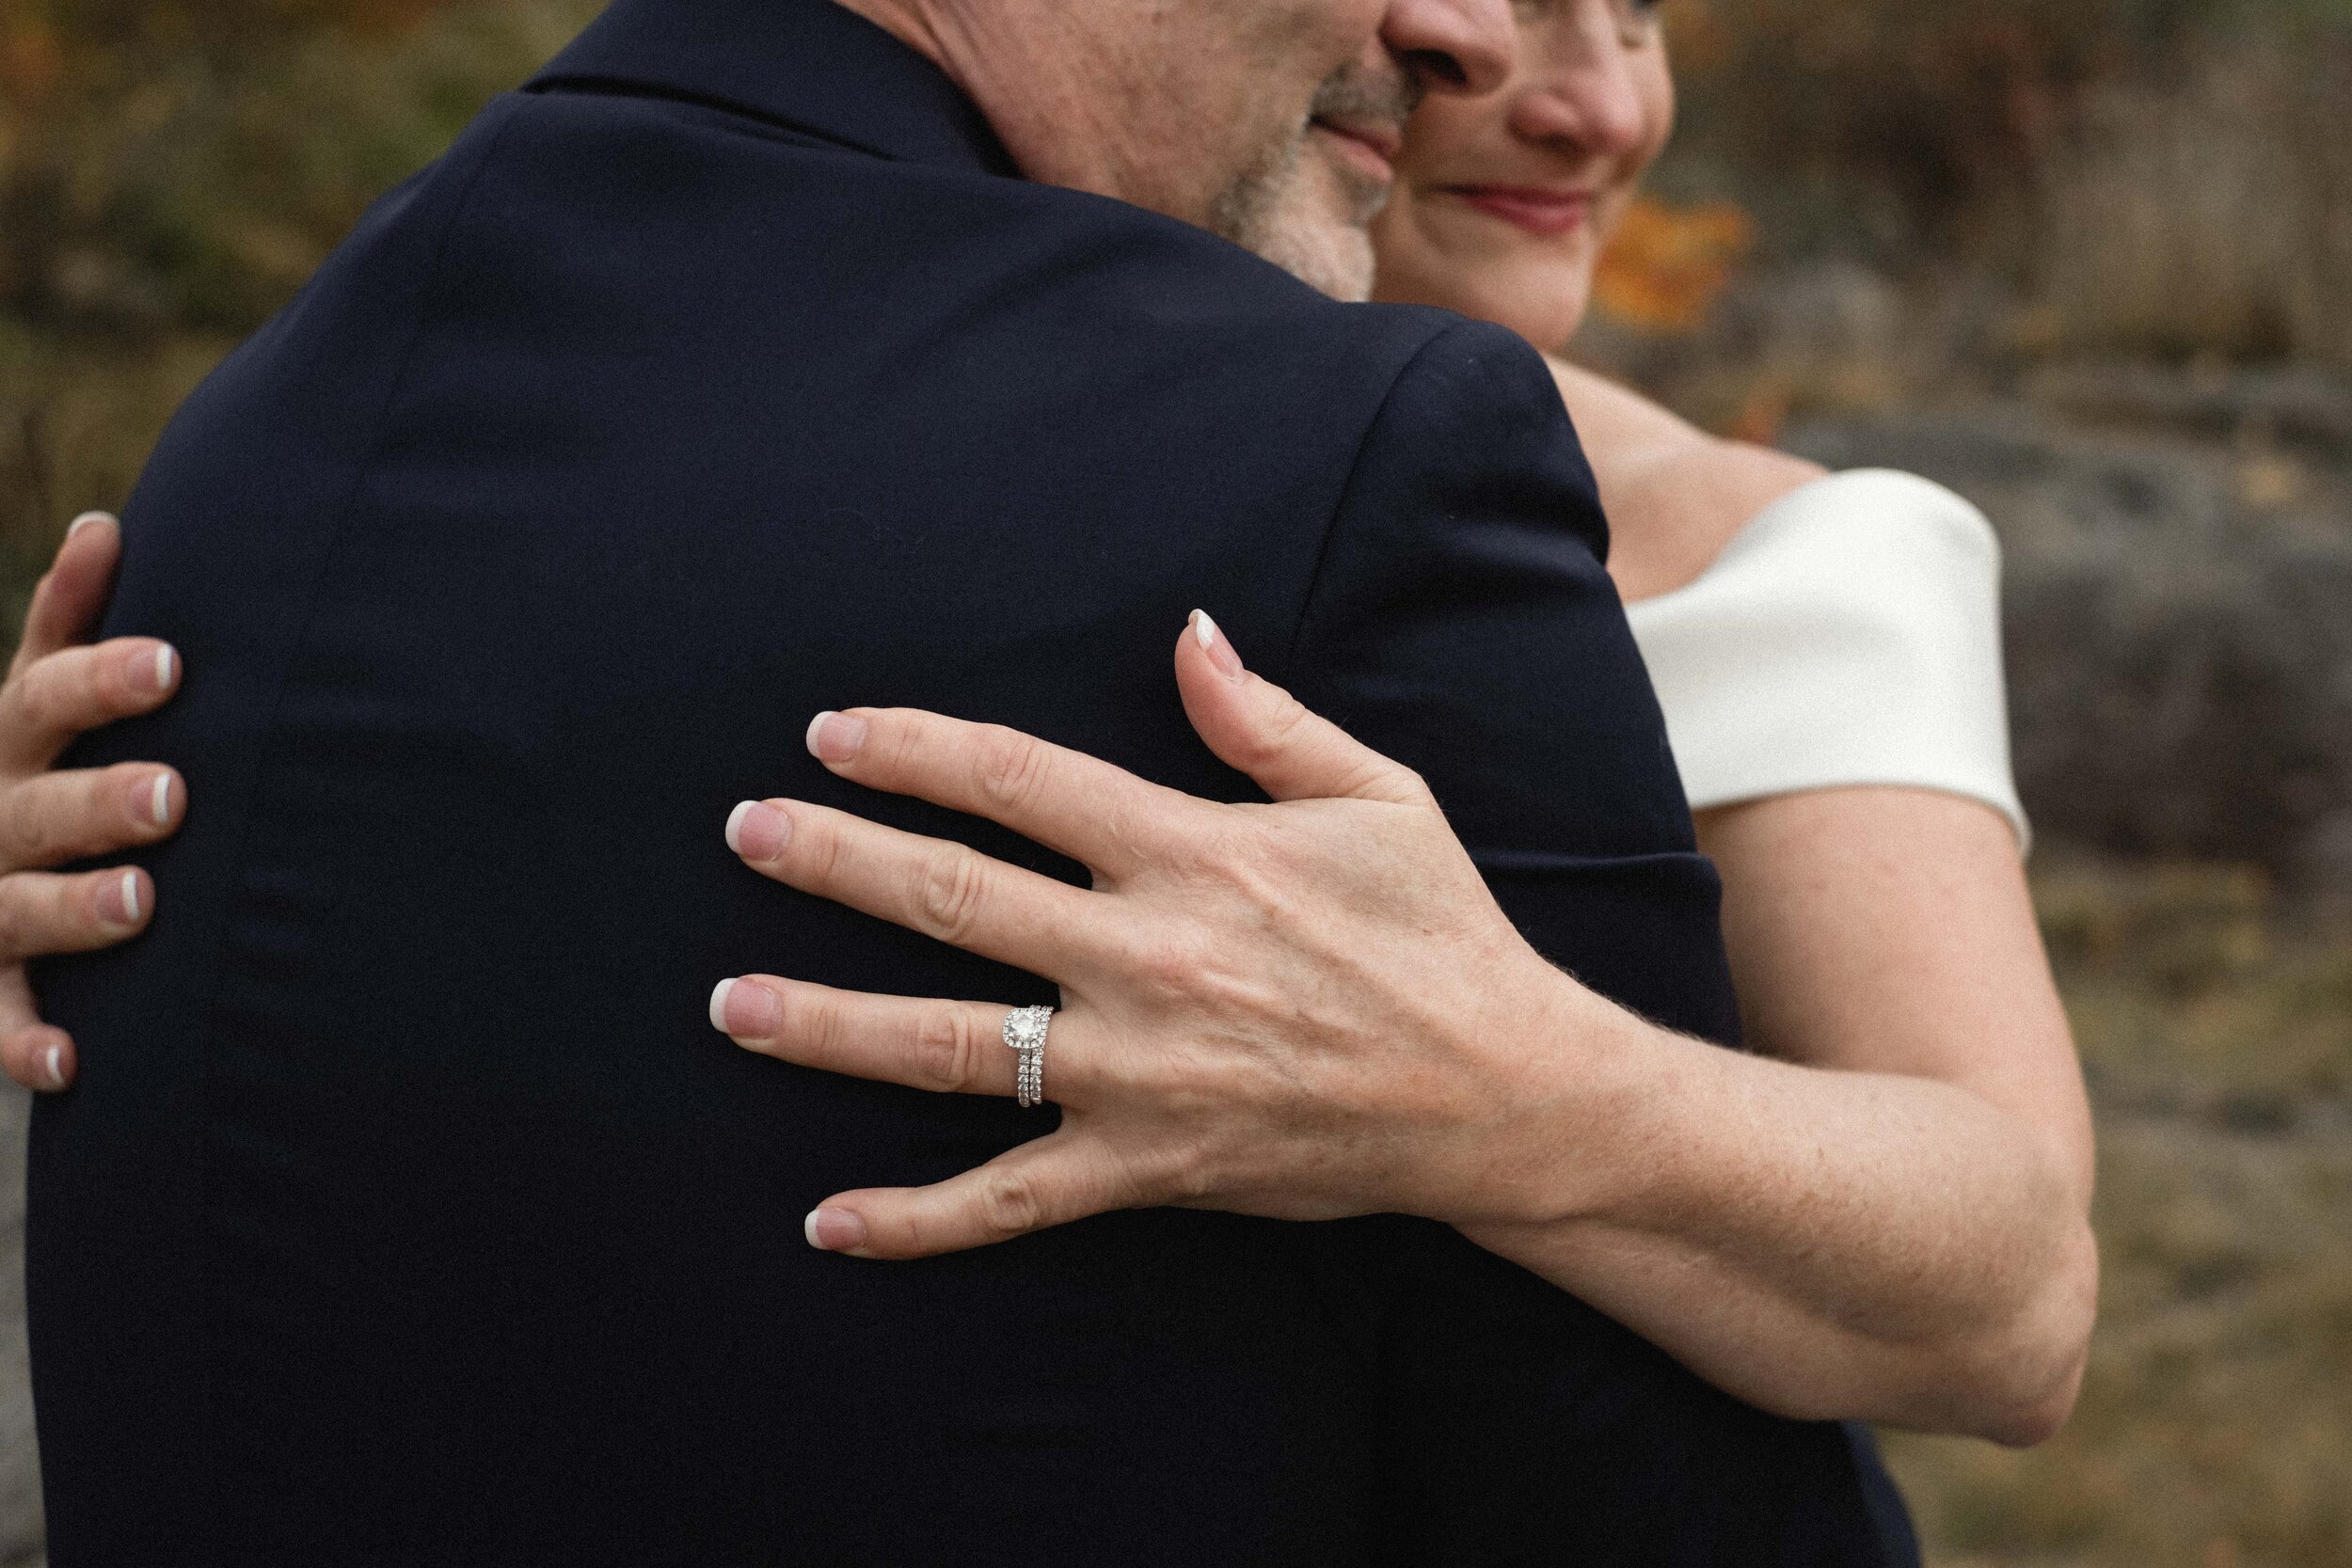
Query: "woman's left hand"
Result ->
[[711, 611, 1601, 1260]]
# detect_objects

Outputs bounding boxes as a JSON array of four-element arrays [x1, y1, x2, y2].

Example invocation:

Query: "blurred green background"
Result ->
[[1, 1, 2348, 1563]]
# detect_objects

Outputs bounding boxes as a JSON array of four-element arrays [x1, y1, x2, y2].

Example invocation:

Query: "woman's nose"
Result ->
[[1511, 16, 1651, 155], [1382, 0, 1517, 98]]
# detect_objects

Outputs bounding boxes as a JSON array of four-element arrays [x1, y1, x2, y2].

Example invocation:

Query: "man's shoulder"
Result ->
[[512, 84, 1515, 428]]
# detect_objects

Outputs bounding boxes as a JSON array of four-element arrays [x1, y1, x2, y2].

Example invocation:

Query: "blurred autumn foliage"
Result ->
[[1592, 198, 1753, 333], [0, 0, 581, 333], [1594, 0, 2352, 368], [0, 0, 596, 584]]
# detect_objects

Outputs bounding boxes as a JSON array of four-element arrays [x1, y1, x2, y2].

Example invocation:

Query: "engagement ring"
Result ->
[[1001, 1005, 1053, 1109]]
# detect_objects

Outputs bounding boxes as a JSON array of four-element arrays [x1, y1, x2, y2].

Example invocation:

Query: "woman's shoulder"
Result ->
[[1546, 360, 1826, 601], [1615, 459, 2027, 850]]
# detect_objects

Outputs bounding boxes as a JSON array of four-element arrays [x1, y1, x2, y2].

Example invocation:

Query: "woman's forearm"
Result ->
[[1455, 999, 2098, 1444]]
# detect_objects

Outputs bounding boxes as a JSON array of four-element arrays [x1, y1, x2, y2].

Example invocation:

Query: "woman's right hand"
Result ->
[[0, 513, 186, 1091]]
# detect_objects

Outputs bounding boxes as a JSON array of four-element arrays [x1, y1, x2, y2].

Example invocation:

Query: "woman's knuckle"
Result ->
[[0, 798, 40, 871], [0, 885, 29, 959], [977, 1169, 1043, 1238], [782, 987, 834, 1053], [803, 815, 847, 882], [1152, 1143, 1217, 1206], [0, 1035, 33, 1091], [914, 1006, 981, 1091], [913, 844, 987, 942], [12, 671, 62, 736], [1240, 694, 1314, 769], [1132, 927, 1213, 998], [973, 727, 1049, 815]]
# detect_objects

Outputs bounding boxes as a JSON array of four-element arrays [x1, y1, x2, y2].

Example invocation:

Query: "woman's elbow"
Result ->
[[1959, 1219, 2101, 1448]]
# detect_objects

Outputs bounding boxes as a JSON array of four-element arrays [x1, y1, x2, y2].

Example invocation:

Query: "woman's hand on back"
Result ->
[[0, 514, 187, 1091], [711, 612, 1609, 1259], [711, 610, 2097, 1444]]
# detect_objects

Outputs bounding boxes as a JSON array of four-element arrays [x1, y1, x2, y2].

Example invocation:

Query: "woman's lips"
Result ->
[[1448, 185, 1598, 238]]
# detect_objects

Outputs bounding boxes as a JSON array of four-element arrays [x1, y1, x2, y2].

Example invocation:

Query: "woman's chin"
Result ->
[[1370, 236, 1592, 351]]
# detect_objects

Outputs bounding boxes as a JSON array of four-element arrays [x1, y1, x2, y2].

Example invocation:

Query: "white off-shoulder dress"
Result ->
[[1623, 468, 2030, 850]]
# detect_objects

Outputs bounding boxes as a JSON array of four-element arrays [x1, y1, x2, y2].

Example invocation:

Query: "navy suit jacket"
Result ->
[[31, 1, 1914, 1563]]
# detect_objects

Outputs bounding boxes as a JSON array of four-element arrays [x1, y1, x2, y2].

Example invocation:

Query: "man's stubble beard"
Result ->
[[1207, 64, 1419, 303]]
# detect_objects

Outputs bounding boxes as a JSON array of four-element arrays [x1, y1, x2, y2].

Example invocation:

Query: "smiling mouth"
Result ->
[[1446, 185, 1598, 238]]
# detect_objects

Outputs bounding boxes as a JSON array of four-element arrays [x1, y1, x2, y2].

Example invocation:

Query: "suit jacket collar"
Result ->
[[529, 0, 1018, 176]]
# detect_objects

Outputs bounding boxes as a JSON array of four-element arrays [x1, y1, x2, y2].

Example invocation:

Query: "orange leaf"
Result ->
[[1593, 196, 1755, 334]]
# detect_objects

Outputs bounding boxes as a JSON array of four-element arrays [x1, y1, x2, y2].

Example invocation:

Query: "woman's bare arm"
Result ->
[[1447, 363, 2098, 1441], [1459, 786, 2096, 1445], [708, 624, 2096, 1445]]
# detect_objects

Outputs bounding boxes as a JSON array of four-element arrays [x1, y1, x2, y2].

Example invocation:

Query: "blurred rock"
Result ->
[[2026, 360, 2352, 458]]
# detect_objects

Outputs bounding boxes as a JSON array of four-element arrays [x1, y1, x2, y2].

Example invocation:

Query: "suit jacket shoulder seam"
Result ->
[[180, 92, 536, 1484], [1280, 319, 1469, 672]]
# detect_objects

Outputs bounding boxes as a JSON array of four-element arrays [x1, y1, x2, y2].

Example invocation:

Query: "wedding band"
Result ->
[[1001, 1005, 1053, 1110]]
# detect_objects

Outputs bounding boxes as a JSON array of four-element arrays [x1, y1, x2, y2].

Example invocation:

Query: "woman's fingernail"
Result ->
[[710, 977, 783, 1038], [43, 1045, 65, 1089], [98, 869, 143, 926], [67, 512, 113, 540], [127, 642, 177, 694], [131, 773, 173, 828], [805, 1208, 867, 1253], [805, 711, 867, 764], [726, 800, 791, 862], [1192, 610, 1246, 680]]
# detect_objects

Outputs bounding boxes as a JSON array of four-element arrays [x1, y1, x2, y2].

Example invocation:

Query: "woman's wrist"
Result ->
[[1426, 961, 1681, 1233]]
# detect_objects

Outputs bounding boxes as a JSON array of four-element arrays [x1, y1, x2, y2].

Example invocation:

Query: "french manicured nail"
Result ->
[[805, 711, 867, 764], [1192, 610, 1245, 680], [129, 642, 177, 694], [67, 512, 113, 540], [725, 800, 791, 861], [708, 977, 782, 1038], [805, 1208, 867, 1253], [98, 869, 143, 926], [43, 1045, 65, 1090], [130, 772, 175, 828]]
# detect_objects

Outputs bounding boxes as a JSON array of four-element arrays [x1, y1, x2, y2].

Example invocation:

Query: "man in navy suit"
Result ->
[[21, 0, 1915, 1561]]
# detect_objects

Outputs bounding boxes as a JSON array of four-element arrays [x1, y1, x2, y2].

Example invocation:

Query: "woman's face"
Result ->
[[1371, 0, 1676, 352]]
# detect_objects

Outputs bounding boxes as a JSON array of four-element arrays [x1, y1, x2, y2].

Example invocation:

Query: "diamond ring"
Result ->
[[1001, 1005, 1053, 1109]]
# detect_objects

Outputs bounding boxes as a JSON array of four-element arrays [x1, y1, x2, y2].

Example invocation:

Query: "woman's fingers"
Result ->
[[727, 796, 1109, 979], [803, 707, 1200, 878], [0, 638, 182, 775], [1176, 612, 1431, 807], [0, 763, 182, 871], [0, 970, 74, 1091], [711, 975, 1053, 1101], [0, 517, 173, 1094], [0, 866, 154, 964], [10, 514, 123, 678], [804, 1132, 1136, 1260]]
